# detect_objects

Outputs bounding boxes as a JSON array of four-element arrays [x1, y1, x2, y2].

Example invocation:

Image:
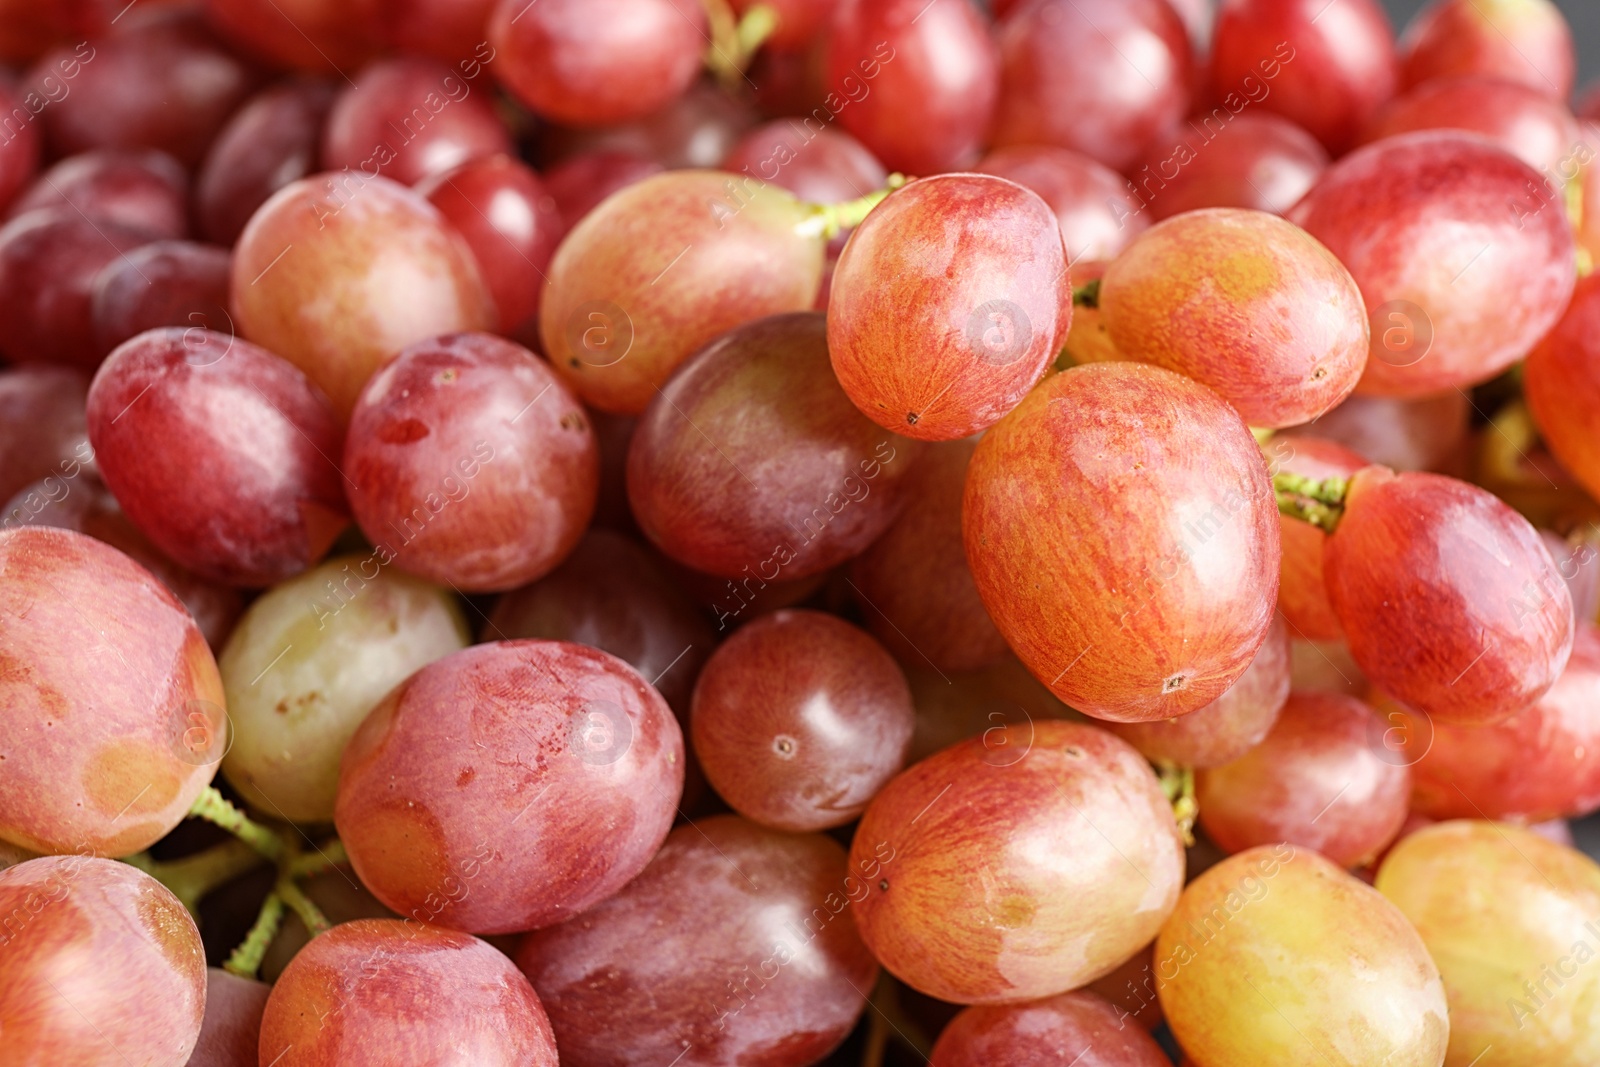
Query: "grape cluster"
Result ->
[[0, 0, 1598, 1065]]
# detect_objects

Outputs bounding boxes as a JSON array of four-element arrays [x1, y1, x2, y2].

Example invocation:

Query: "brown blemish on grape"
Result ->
[[84, 740, 182, 819], [0, 650, 68, 720], [456, 767, 476, 787], [377, 417, 430, 444], [1163, 675, 1187, 693]]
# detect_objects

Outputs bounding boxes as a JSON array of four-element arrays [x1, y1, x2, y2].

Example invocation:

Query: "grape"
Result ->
[[1377, 821, 1600, 1067], [259, 918, 558, 1067], [1209, 0, 1398, 154], [537, 82, 758, 170], [485, 528, 714, 716], [86, 327, 349, 587], [0, 527, 224, 857], [1362, 74, 1581, 174], [538, 170, 824, 414], [1400, 0, 1575, 98], [730, 0, 835, 51], [322, 56, 512, 187], [343, 331, 597, 593], [904, 655, 1072, 765], [0, 364, 92, 505], [1107, 615, 1290, 769], [824, 0, 998, 174], [0, 209, 154, 368], [1325, 467, 1574, 725], [849, 437, 1011, 674], [6, 147, 187, 238], [1289, 131, 1576, 396], [23, 13, 254, 166], [188, 969, 269, 1067], [1282, 390, 1469, 473], [721, 121, 887, 207], [850, 721, 1184, 1003], [335, 640, 683, 933], [828, 174, 1069, 441], [691, 609, 913, 831], [1100, 208, 1368, 429], [1289, 636, 1368, 697], [975, 144, 1150, 265], [90, 241, 233, 354], [1526, 273, 1600, 504], [540, 149, 663, 231], [1196, 691, 1411, 867], [626, 311, 920, 582], [203, 0, 381, 73], [0, 856, 205, 1067], [230, 173, 495, 419], [219, 554, 468, 823], [385, 0, 498, 65], [515, 815, 877, 1067], [195, 79, 337, 246], [0, 79, 40, 212], [930, 990, 1171, 1067], [1129, 111, 1329, 220], [1398, 621, 1600, 823], [1159, 844, 1448, 1066], [964, 362, 1279, 721], [416, 154, 565, 334], [992, 0, 1193, 173], [1270, 435, 1369, 640], [488, 0, 706, 127], [2, 474, 244, 650]]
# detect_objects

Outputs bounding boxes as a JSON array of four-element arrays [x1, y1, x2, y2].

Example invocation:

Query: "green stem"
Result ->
[[702, 0, 777, 84], [1072, 278, 1101, 308], [1272, 470, 1350, 533], [289, 838, 347, 880], [796, 174, 908, 240], [735, 3, 778, 55], [224, 893, 284, 979], [124, 839, 269, 915], [1156, 762, 1198, 847], [277, 877, 331, 936], [187, 786, 284, 862]]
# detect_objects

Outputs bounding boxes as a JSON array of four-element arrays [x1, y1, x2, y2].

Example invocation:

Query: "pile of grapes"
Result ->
[[4, 0, 1600, 1063]]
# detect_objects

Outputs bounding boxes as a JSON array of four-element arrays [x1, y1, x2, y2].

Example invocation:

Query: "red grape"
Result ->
[[538, 170, 825, 415], [385, 0, 499, 65], [1196, 691, 1411, 867], [343, 331, 597, 593], [194, 79, 337, 246], [0, 856, 205, 1066], [1290, 131, 1576, 396], [537, 81, 759, 170], [0, 364, 92, 506], [1271, 435, 1369, 641], [259, 918, 558, 1067], [721, 120, 886, 206], [1362, 73, 1581, 174], [1209, 0, 1398, 154], [416, 154, 565, 334], [1282, 390, 1469, 473], [0, 78, 40, 212], [964, 362, 1279, 722], [1106, 615, 1290, 769], [1400, 0, 1575, 98], [827, 174, 1069, 440], [203, 0, 381, 73], [515, 815, 877, 1067], [824, 0, 998, 174], [903, 655, 1071, 764], [540, 149, 663, 231], [849, 721, 1184, 1003], [1129, 111, 1329, 220], [230, 173, 495, 419], [6, 148, 187, 238], [86, 327, 349, 587], [188, 969, 269, 1067], [626, 312, 920, 582], [1101, 208, 1368, 429], [992, 0, 1193, 172], [930, 990, 1171, 1067], [1326, 467, 1574, 725], [1526, 273, 1600, 504], [335, 640, 683, 933], [849, 437, 1010, 674], [0, 209, 154, 368], [90, 240, 233, 354], [489, 0, 706, 127], [691, 608, 913, 831], [322, 56, 512, 187], [975, 144, 1150, 265]]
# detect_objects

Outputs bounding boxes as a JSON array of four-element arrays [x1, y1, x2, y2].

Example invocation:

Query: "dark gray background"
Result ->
[[1384, 0, 1600, 89]]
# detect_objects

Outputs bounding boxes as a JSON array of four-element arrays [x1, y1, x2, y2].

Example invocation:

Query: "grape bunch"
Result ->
[[2, 0, 1600, 1065]]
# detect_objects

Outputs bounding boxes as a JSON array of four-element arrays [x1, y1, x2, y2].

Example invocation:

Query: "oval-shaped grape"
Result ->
[[1400, 0, 1574, 98], [828, 173, 1068, 440], [721, 121, 886, 208], [335, 640, 683, 933], [220, 554, 469, 823], [516, 815, 877, 1067], [965, 362, 1280, 722], [0, 364, 92, 506], [1131, 112, 1329, 220], [0, 527, 224, 856], [930, 990, 1171, 1067], [1363, 74, 1580, 174], [1526, 272, 1600, 504], [976, 144, 1149, 264], [850, 721, 1184, 1003], [91, 241, 233, 355], [6, 147, 187, 238]]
